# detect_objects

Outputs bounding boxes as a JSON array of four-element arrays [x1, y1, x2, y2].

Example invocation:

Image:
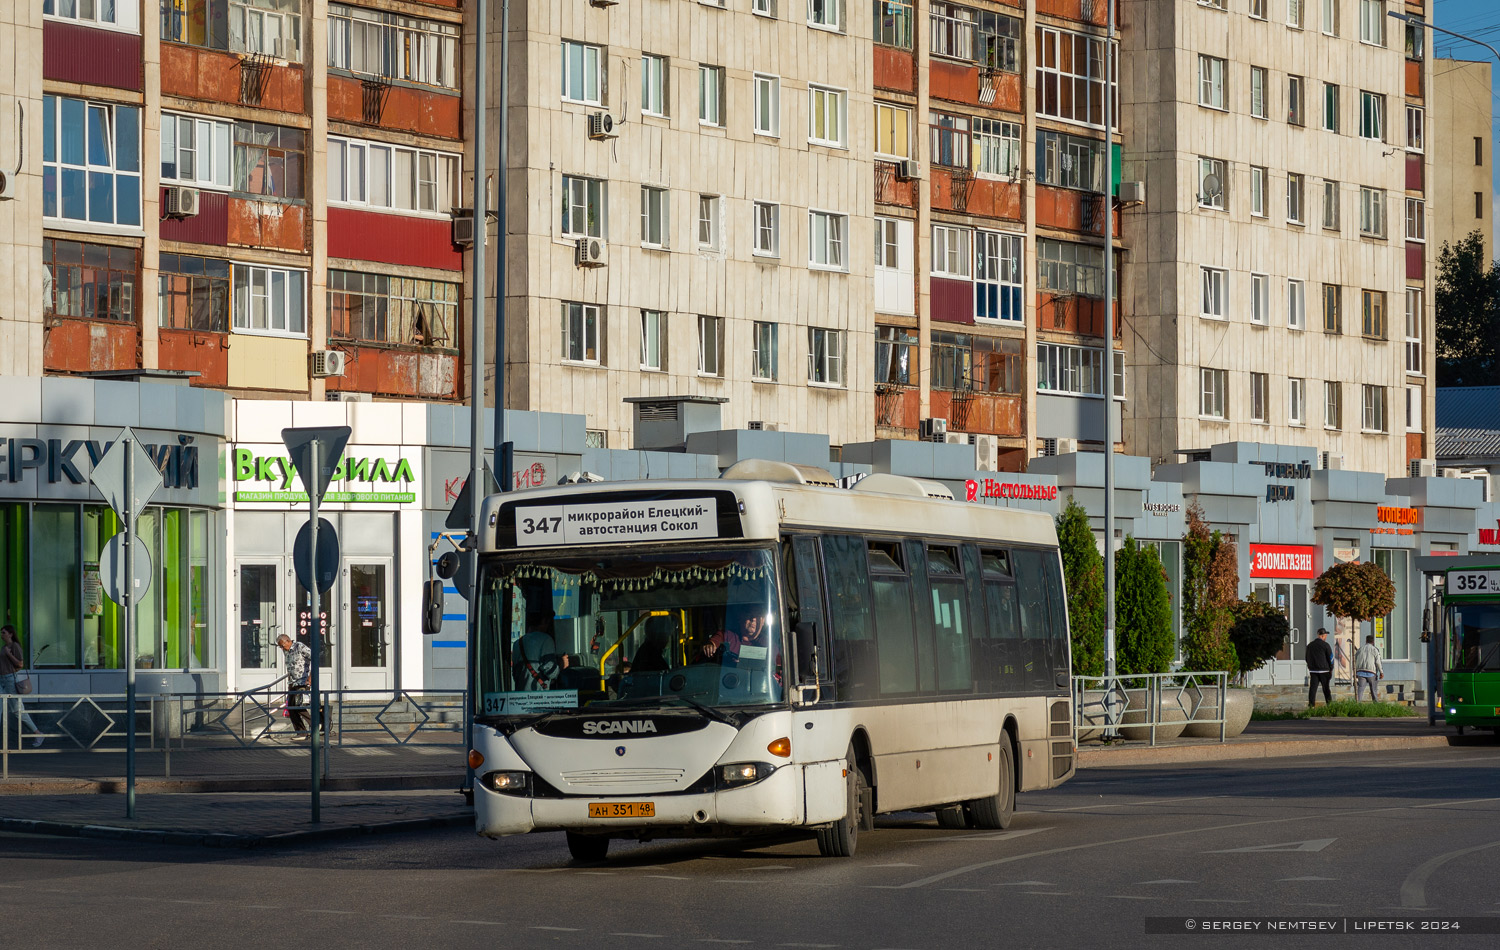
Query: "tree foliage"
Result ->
[[1056, 499, 1105, 677], [1435, 230, 1500, 387], [1115, 537, 1174, 675], [1228, 598, 1290, 679], [1311, 561, 1397, 623], [1179, 506, 1239, 674]]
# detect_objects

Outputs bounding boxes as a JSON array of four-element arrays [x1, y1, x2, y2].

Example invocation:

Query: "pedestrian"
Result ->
[[1305, 628, 1334, 708], [0, 625, 43, 747], [276, 633, 313, 740], [1354, 634, 1384, 703]]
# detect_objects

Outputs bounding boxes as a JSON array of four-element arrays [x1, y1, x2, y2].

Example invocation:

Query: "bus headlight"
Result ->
[[481, 770, 532, 795], [718, 762, 776, 789]]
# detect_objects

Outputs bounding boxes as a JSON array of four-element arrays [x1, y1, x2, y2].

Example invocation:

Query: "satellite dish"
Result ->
[[1201, 173, 1223, 201]]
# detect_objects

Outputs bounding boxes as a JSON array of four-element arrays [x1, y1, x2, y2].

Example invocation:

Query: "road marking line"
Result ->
[[645, 875, 690, 881], [1279, 877, 1338, 882], [1025, 891, 1070, 895], [1131, 879, 1196, 885], [1401, 838, 1500, 908], [531, 926, 581, 932], [1041, 795, 1225, 812], [1106, 896, 1154, 900], [940, 888, 985, 892], [745, 865, 792, 871], [1188, 899, 1252, 904], [778, 943, 840, 947], [868, 863, 921, 868], [948, 827, 1052, 842], [699, 940, 752, 944], [994, 881, 1058, 886], [307, 909, 357, 915], [610, 933, 665, 939], [453, 920, 504, 926], [1210, 838, 1336, 853]]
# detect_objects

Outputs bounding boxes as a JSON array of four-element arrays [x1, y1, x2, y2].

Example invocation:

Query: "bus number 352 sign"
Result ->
[[1450, 571, 1500, 594]]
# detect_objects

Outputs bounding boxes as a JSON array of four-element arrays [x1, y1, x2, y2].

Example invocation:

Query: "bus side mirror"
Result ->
[[422, 579, 444, 635], [435, 551, 462, 580], [795, 621, 819, 683]]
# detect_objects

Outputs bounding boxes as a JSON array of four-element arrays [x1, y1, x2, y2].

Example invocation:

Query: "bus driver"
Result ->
[[700, 609, 771, 665]]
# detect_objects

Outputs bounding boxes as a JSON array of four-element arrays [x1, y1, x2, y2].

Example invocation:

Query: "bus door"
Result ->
[[784, 535, 834, 700]]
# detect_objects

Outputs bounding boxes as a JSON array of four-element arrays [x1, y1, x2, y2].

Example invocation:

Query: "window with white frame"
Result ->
[[1199, 0, 1225, 9], [1251, 372, 1269, 422], [1359, 90, 1385, 140], [1359, 0, 1386, 46], [328, 5, 455, 86], [973, 118, 1020, 177], [697, 195, 721, 250], [753, 321, 779, 381], [877, 325, 916, 385], [562, 301, 602, 365], [1405, 288, 1423, 374], [1322, 0, 1339, 34], [875, 217, 914, 315], [699, 65, 725, 125], [1287, 0, 1304, 28], [561, 40, 604, 104], [1199, 157, 1227, 210], [1321, 179, 1340, 230], [930, 2, 977, 60], [1038, 343, 1110, 397], [1405, 197, 1425, 242], [1323, 82, 1340, 132], [42, 95, 142, 227], [1406, 386, 1422, 432], [809, 85, 847, 147], [1325, 380, 1342, 429], [168, 0, 303, 63], [642, 54, 668, 117], [754, 201, 780, 257], [698, 315, 724, 376], [1251, 0, 1267, 17], [1287, 172, 1305, 224], [1035, 26, 1118, 129], [161, 112, 232, 190], [328, 136, 459, 214], [1359, 186, 1386, 238], [875, 0, 914, 48], [1201, 367, 1228, 419], [231, 0, 298, 57], [1362, 383, 1387, 432], [640, 186, 669, 248], [1251, 273, 1270, 325], [1036, 130, 1103, 191], [1199, 55, 1226, 109], [1288, 75, 1304, 125], [975, 230, 1023, 323], [809, 210, 847, 269], [640, 309, 665, 370], [808, 327, 846, 386], [327, 271, 458, 346], [1250, 66, 1268, 119], [1406, 105, 1424, 151], [1289, 377, 1306, 425], [808, 0, 840, 30], [754, 74, 780, 136], [45, 0, 140, 30], [875, 216, 900, 270], [1251, 166, 1267, 217], [1201, 267, 1227, 319], [1288, 278, 1306, 329], [932, 225, 972, 278], [232, 263, 305, 335], [561, 175, 606, 238], [931, 3, 1021, 70], [232, 121, 306, 199], [874, 102, 910, 158], [1037, 239, 1107, 298]]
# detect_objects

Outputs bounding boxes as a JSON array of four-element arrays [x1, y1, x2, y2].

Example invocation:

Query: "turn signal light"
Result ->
[[468, 749, 485, 770], [767, 737, 791, 758]]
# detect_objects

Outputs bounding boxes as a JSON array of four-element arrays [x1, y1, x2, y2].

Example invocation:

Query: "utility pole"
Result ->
[[1103, 0, 1119, 727]]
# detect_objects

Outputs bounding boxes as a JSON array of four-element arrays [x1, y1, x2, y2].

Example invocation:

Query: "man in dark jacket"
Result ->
[[1305, 628, 1334, 708]]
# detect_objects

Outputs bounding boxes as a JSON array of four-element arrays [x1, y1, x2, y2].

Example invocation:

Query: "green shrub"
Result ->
[[1180, 506, 1239, 674], [1115, 537, 1174, 675], [1057, 499, 1105, 677], [1228, 598, 1289, 680]]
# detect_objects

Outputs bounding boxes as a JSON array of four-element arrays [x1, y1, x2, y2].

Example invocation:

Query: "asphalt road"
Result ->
[[6, 740, 1500, 950]]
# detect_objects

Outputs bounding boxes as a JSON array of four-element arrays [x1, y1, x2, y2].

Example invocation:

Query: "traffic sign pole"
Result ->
[[124, 438, 136, 820], [309, 439, 321, 824]]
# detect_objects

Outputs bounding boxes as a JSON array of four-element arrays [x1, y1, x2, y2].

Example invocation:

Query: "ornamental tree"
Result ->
[[1056, 499, 1105, 677], [1311, 561, 1397, 629], [1115, 537, 1174, 676], [1179, 505, 1239, 674]]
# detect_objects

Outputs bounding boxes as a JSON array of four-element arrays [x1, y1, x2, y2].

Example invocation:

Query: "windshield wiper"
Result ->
[[662, 696, 735, 726]]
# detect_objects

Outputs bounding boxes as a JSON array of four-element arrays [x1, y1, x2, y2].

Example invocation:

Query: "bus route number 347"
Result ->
[[1451, 571, 1500, 593], [521, 516, 563, 537]]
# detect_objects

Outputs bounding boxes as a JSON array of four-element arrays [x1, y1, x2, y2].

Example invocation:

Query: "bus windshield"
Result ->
[[1448, 603, 1500, 673], [474, 546, 785, 716]]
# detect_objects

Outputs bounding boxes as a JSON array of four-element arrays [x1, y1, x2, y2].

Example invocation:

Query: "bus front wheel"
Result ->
[[816, 746, 865, 857], [969, 740, 1015, 830], [566, 832, 610, 864]]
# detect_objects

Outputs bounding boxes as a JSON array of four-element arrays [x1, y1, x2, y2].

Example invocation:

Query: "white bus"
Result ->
[[467, 461, 1075, 860]]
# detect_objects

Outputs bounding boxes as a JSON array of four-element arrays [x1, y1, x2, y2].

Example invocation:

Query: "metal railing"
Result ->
[[1072, 671, 1230, 746]]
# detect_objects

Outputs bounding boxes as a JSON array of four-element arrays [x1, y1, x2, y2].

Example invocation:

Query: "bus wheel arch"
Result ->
[[849, 727, 877, 829], [970, 721, 1018, 830]]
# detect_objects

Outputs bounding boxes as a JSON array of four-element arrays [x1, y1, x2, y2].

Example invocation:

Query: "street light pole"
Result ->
[[1103, 0, 1118, 724], [1389, 11, 1500, 64]]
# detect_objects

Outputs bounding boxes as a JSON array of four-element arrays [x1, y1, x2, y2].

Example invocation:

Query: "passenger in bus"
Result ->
[[700, 608, 774, 670], [513, 603, 564, 690]]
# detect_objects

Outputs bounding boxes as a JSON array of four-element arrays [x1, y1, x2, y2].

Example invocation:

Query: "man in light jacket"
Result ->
[[1354, 634, 1384, 703]]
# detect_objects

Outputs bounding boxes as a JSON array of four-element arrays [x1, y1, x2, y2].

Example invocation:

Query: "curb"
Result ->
[[1077, 733, 1452, 767], [0, 773, 461, 795], [0, 812, 474, 849]]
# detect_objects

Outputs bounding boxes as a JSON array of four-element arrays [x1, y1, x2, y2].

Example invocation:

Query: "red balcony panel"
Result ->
[[966, 178, 1024, 220], [43, 22, 141, 91], [1407, 241, 1425, 280], [161, 43, 304, 113], [1405, 60, 1423, 98], [228, 198, 307, 253], [1037, 291, 1119, 338], [932, 391, 1024, 437], [157, 329, 230, 388], [874, 46, 916, 94], [326, 347, 461, 401], [328, 207, 463, 271], [875, 162, 917, 208], [159, 188, 230, 246], [1037, 0, 1110, 26], [43, 317, 139, 375], [931, 60, 980, 107], [328, 74, 463, 141], [1406, 153, 1424, 192], [874, 385, 921, 433], [994, 73, 1023, 113], [932, 278, 974, 325], [1407, 432, 1424, 464]]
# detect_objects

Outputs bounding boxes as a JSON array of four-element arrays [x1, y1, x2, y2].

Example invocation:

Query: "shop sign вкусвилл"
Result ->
[[231, 445, 417, 503]]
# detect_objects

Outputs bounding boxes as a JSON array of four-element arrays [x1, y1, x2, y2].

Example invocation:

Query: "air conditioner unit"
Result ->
[[1119, 180, 1146, 205], [1441, 468, 1464, 479], [1322, 452, 1345, 471], [973, 434, 1000, 472], [451, 214, 477, 247], [1055, 437, 1079, 455], [575, 237, 608, 267], [0, 169, 15, 201], [1039, 437, 1057, 458], [918, 417, 948, 442], [326, 391, 372, 403], [164, 185, 201, 218], [747, 420, 780, 431], [588, 112, 618, 140], [309, 350, 347, 378], [1410, 459, 1437, 478], [896, 159, 920, 181], [944, 432, 971, 446]]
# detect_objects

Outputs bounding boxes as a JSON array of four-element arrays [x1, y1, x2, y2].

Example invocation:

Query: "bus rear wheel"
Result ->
[[969, 739, 1015, 830], [816, 746, 865, 857], [566, 832, 610, 864]]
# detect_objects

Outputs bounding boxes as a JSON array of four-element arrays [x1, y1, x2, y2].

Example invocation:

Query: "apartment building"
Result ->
[[1121, 0, 1434, 478], [1431, 57, 1492, 262]]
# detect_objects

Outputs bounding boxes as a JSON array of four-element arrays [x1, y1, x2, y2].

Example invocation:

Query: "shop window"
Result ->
[[43, 239, 139, 322], [328, 270, 458, 346], [42, 95, 142, 227], [328, 3, 457, 88], [159, 253, 232, 332], [162, 0, 304, 62], [1372, 549, 1408, 660], [32, 506, 80, 667]]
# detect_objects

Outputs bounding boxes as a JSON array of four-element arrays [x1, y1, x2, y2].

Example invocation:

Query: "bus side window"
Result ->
[[821, 534, 878, 701], [927, 544, 972, 693], [1012, 548, 1054, 692], [787, 535, 831, 684], [904, 540, 935, 693], [1039, 551, 1070, 685], [977, 547, 1022, 694], [871, 542, 919, 695]]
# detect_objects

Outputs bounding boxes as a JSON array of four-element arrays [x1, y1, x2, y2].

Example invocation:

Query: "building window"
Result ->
[[873, 216, 913, 315], [1250, 372, 1269, 423], [699, 65, 725, 126], [808, 0, 840, 30], [1480, 193, 1486, 220], [933, 225, 972, 278], [1405, 197, 1425, 242], [753, 73, 780, 136], [1322, 0, 1339, 35], [875, 0, 915, 49], [697, 195, 721, 250], [875, 216, 899, 269], [1321, 179, 1340, 231], [754, 201, 780, 257], [640, 186, 669, 248], [877, 325, 916, 385], [232, 121, 305, 199], [1035, 26, 1118, 129], [328, 136, 458, 214], [934, 333, 1023, 393], [1199, 55, 1226, 110], [328, 4, 456, 87], [1201, 267, 1227, 319], [157, 252, 230, 332], [42, 95, 142, 227], [642, 54, 668, 117], [809, 210, 847, 270], [561, 175, 606, 238], [1288, 377, 1306, 426], [1359, 91, 1385, 140], [1201, 368, 1228, 419], [1036, 130, 1103, 191], [1478, 137, 1485, 166], [1362, 383, 1387, 432], [1288, 278, 1306, 330], [753, 321, 779, 381], [874, 102, 910, 158], [1325, 380, 1342, 429], [1406, 386, 1422, 432], [1405, 14, 1425, 59], [161, 113, 232, 190], [975, 231, 1024, 323], [1359, 186, 1386, 238], [1405, 288, 1423, 375], [1287, 172, 1305, 224], [1323, 82, 1340, 132], [1251, 166, 1267, 217], [1251, 0, 1267, 18], [1287, 0, 1304, 28], [930, 112, 971, 168], [1359, 0, 1386, 47], [698, 315, 724, 376], [1198, 157, 1227, 210], [1039, 343, 1111, 397], [1406, 105, 1424, 151], [562, 302, 603, 365], [1250, 66, 1268, 119], [932, 3, 1021, 71], [1288, 75, 1304, 126], [1361, 289, 1386, 339], [46, 0, 139, 30], [1250, 273, 1270, 325], [43, 239, 138, 323], [1322, 283, 1342, 333], [1038, 239, 1107, 298], [809, 85, 846, 147], [560, 40, 604, 104], [232, 264, 305, 335], [327, 271, 457, 346], [641, 310, 666, 371], [165, 0, 304, 63], [973, 118, 1020, 177]]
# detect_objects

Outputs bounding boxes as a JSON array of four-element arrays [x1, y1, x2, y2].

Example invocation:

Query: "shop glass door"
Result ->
[[342, 560, 393, 691], [236, 560, 287, 690], [1254, 581, 1309, 681]]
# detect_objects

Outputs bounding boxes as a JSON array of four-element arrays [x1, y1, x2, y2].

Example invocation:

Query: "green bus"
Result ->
[[1434, 563, 1500, 735]]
